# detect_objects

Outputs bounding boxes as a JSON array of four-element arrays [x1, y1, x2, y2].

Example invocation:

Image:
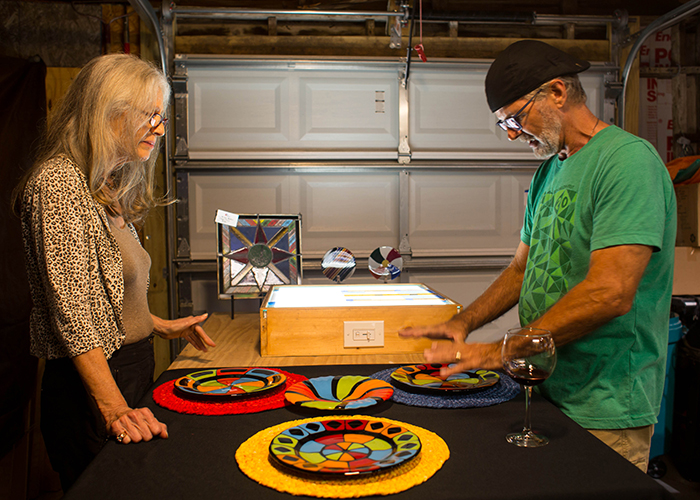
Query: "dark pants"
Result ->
[[41, 336, 155, 492]]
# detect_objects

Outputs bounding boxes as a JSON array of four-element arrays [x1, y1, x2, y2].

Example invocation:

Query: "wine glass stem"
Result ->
[[523, 386, 533, 433]]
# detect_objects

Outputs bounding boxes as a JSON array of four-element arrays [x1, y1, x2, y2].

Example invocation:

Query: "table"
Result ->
[[167, 312, 428, 369], [64, 363, 672, 500]]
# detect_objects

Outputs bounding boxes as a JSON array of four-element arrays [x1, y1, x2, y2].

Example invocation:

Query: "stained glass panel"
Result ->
[[217, 214, 302, 298]]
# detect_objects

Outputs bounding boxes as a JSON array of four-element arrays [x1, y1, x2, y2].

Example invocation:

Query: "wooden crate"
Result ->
[[260, 283, 462, 357]]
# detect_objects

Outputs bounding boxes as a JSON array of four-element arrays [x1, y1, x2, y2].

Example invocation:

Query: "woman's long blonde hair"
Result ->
[[20, 53, 171, 225]]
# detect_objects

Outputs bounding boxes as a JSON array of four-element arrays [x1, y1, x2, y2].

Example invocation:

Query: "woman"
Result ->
[[17, 53, 215, 491]]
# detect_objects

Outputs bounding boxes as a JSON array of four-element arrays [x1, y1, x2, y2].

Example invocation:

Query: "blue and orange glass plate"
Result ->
[[390, 364, 500, 392], [284, 376, 394, 410], [269, 418, 421, 476], [174, 368, 286, 397]]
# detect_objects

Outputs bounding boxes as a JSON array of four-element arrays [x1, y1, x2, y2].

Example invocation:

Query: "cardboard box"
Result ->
[[673, 247, 700, 294], [259, 283, 462, 357], [639, 78, 673, 163], [675, 184, 700, 247]]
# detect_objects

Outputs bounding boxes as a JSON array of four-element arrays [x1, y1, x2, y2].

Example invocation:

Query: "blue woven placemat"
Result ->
[[370, 367, 520, 409]]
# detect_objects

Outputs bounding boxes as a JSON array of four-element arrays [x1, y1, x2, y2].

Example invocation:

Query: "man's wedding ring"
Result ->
[[455, 351, 462, 361]]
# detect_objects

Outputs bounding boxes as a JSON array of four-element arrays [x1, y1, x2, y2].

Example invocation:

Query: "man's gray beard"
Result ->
[[520, 112, 562, 160]]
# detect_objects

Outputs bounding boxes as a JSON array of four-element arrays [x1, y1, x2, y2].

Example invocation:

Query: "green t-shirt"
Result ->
[[519, 125, 676, 429]]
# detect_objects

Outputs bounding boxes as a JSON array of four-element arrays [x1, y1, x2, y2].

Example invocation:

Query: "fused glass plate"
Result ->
[[174, 368, 286, 397], [390, 364, 500, 392], [321, 247, 356, 283], [269, 418, 421, 475], [217, 214, 302, 298], [368, 246, 402, 280], [284, 376, 393, 410]]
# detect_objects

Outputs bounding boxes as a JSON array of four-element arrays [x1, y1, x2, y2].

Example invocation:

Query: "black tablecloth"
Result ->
[[64, 365, 672, 500]]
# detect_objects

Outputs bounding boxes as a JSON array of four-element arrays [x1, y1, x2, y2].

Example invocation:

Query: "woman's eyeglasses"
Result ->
[[148, 112, 168, 129], [496, 88, 543, 132]]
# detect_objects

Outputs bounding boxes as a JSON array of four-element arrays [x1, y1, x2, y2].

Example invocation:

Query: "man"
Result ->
[[399, 40, 676, 472]]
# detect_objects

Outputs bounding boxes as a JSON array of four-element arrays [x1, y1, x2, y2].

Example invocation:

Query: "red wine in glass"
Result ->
[[505, 366, 550, 386], [501, 327, 557, 447]]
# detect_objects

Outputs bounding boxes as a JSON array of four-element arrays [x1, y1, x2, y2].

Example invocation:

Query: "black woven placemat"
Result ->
[[371, 367, 520, 409]]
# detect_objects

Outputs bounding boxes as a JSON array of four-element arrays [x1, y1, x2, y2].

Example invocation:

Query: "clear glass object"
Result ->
[[501, 327, 557, 447]]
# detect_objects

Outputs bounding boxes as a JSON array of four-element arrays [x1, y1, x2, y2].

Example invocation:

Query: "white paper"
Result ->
[[215, 209, 239, 227]]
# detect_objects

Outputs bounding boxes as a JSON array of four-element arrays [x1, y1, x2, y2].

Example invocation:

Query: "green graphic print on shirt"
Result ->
[[520, 188, 577, 325]]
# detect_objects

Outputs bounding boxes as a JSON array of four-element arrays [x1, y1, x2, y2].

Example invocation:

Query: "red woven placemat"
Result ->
[[152, 368, 307, 415]]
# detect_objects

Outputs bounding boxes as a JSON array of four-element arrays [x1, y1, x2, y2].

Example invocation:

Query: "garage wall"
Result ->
[[174, 57, 612, 342]]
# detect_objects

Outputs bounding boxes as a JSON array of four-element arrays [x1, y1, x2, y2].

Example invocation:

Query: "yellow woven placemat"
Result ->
[[235, 415, 449, 498]]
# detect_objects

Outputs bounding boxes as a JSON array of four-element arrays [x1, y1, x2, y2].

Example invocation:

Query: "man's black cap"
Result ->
[[485, 40, 590, 112]]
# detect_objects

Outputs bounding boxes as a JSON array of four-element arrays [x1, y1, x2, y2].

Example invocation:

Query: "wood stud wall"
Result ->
[[670, 23, 699, 157], [102, 4, 140, 56]]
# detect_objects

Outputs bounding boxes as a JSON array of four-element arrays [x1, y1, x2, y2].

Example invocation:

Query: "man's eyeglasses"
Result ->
[[148, 112, 168, 130], [496, 88, 543, 132]]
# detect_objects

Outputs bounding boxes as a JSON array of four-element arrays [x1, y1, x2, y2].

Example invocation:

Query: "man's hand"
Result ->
[[399, 320, 501, 375], [398, 320, 467, 343], [424, 341, 502, 376]]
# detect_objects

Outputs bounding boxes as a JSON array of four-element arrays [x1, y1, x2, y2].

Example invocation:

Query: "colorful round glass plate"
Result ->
[[368, 246, 402, 280], [390, 364, 500, 392], [174, 368, 286, 397], [321, 247, 356, 283], [284, 376, 394, 410], [269, 418, 421, 476]]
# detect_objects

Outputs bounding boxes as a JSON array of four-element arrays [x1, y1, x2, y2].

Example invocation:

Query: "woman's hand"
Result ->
[[72, 348, 170, 445], [152, 313, 216, 352], [108, 406, 169, 445]]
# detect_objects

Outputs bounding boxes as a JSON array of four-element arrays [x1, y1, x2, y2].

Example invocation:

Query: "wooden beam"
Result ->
[[175, 35, 610, 61], [563, 22, 575, 40], [673, 73, 698, 157], [365, 19, 375, 37], [671, 23, 697, 158], [141, 19, 172, 379], [621, 18, 640, 134]]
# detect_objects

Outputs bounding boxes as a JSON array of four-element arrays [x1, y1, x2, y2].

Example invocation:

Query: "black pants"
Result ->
[[41, 336, 155, 492]]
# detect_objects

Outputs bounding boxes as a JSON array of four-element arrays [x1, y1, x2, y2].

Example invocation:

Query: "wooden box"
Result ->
[[260, 283, 463, 357]]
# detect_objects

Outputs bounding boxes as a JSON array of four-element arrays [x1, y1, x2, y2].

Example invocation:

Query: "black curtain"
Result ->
[[0, 56, 46, 457]]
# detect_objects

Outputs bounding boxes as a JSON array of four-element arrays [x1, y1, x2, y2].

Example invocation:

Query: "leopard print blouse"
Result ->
[[21, 155, 136, 360]]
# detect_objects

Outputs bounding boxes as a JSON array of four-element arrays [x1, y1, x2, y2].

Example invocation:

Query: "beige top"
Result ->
[[107, 214, 154, 345]]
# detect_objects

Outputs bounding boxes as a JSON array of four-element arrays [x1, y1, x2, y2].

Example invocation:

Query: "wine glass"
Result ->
[[501, 327, 557, 447]]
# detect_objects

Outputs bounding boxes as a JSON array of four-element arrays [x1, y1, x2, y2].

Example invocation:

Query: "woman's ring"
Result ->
[[455, 351, 462, 361], [116, 432, 126, 443]]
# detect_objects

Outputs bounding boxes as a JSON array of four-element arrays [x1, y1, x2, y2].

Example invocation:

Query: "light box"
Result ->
[[260, 283, 463, 357]]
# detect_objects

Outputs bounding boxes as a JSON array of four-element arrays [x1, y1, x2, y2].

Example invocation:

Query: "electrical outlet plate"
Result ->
[[343, 321, 384, 348]]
